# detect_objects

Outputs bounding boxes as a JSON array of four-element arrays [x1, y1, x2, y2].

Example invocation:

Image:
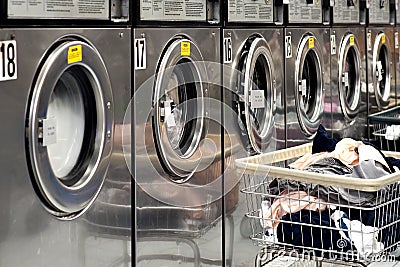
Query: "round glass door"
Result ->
[[295, 34, 324, 137], [26, 40, 113, 218], [373, 32, 391, 109], [338, 33, 361, 121], [153, 38, 206, 182], [237, 37, 275, 154]]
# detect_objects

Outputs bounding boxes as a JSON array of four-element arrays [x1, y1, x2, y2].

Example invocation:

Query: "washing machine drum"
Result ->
[[338, 33, 361, 121], [237, 37, 275, 154], [372, 32, 391, 109], [153, 38, 208, 182], [295, 34, 324, 137], [26, 39, 113, 218]]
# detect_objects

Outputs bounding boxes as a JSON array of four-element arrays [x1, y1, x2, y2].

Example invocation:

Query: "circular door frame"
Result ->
[[27, 39, 113, 218], [294, 33, 324, 138], [338, 33, 362, 121], [372, 32, 391, 109], [153, 37, 208, 182], [240, 37, 276, 154]]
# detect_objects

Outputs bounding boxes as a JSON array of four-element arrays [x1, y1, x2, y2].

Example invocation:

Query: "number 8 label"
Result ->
[[0, 40, 17, 81]]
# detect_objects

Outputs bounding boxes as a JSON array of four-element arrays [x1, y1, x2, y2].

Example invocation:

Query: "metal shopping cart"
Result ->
[[236, 143, 400, 266], [369, 106, 400, 152]]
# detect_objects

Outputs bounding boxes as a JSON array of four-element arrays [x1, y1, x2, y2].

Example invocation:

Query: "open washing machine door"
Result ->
[[372, 32, 391, 109], [295, 33, 324, 138], [236, 36, 276, 154], [26, 39, 113, 219], [338, 33, 362, 121], [153, 37, 208, 183]]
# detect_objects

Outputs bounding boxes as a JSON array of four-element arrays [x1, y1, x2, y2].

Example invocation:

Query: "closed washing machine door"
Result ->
[[372, 32, 391, 109], [237, 36, 275, 154], [153, 37, 207, 182], [26, 39, 113, 219], [295, 34, 324, 137], [338, 33, 361, 121]]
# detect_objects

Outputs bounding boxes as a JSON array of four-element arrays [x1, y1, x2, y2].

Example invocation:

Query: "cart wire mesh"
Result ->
[[369, 106, 400, 152], [236, 143, 400, 265]]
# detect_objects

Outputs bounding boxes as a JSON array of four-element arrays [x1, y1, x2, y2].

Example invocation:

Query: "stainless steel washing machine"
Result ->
[[222, 28, 284, 266], [133, 28, 224, 266], [330, 0, 368, 140], [367, 1, 396, 114], [366, 1, 396, 142], [285, 0, 330, 148], [0, 27, 131, 267]]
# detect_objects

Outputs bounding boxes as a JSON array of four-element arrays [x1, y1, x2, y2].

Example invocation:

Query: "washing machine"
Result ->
[[0, 1, 132, 266], [366, 1, 396, 114], [0, 27, 131, 267], [330, 0, 368, 140], [366, 1, 396, 142], [133, 27, 225, 266], [222, 1, 285, 263], [284, 1, 331, 148]]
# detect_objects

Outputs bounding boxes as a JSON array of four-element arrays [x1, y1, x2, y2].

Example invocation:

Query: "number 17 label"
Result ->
[[0, 40, 17, 82]]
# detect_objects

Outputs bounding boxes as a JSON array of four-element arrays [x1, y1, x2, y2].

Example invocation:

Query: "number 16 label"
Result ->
[[0, 40, 17, 81]]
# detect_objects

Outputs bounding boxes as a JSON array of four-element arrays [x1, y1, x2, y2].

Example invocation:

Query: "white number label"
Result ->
[[331, 34, 336, 55], [223, 37, 232, 63], [367, 32, 372, 51], [0, 40, 17, 81], [285, 35, 292, 58], [395, 32, 399, 49], [134, 38, 146, 70]]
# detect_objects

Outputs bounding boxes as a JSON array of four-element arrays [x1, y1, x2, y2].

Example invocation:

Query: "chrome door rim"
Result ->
[[27, 39, 113, 218]]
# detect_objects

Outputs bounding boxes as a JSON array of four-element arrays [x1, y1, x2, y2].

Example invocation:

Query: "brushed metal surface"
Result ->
[[330, 27, 368, 140], [284, 27, 331, 148], [0, 28, 131, 266], [133, 28, 223, 266]]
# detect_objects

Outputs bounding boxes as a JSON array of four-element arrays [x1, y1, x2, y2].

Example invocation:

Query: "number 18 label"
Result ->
[[0, 40, 17, 81]]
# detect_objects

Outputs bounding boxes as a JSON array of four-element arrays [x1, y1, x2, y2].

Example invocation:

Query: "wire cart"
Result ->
[[236, 143, 400, 266], [369, 106, 400, 152]]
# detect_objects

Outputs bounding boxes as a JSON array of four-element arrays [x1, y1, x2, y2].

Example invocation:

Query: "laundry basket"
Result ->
[[236, 143, 400, 266], [369, 106, 400, 152]]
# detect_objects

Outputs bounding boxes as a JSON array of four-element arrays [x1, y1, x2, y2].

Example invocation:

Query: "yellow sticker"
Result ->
[[382, 35, 386, 44], [181, 42, 190, 56], [68, 45, 82, 64], [308, 37, 314, 49], [350, 36, 355, 46]]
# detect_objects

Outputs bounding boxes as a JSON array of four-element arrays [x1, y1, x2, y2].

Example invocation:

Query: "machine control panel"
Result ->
[[368, 0, 391, 24], [333, 0, 360, 24], [228, 0, 274, 23], [287, 0, 322, 23], [8, 0, 113, 20], [140, 0, 219, 23]]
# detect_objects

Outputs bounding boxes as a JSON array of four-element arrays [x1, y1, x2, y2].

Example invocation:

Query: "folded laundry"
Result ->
[[259, 190, 327, 229]]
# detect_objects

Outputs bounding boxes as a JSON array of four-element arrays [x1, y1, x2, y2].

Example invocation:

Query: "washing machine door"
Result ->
[[26, 40, 113, 218], [295, 34, 324, 137], [153, 38, 207, 182], [372, 32, 391, 109], [338, 33, 361, 121], [237, 37, 275, 154]]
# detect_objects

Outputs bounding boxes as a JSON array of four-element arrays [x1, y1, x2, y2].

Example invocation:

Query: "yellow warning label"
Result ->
[[181, 42, 190, 56], [350, 36, 355, 46], [68, 45, 82, 64], [382, 35, 386, 44], [308, 37, 314, 49]]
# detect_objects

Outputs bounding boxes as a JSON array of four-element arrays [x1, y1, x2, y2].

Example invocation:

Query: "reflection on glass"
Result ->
[[47, 70, 86, 178]]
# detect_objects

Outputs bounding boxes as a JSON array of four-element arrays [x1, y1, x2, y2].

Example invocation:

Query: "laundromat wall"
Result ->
[[1, 0, 400, 266]]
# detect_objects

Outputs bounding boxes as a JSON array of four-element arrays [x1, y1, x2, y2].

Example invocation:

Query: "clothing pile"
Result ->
[[259, 125, 400, 258]]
